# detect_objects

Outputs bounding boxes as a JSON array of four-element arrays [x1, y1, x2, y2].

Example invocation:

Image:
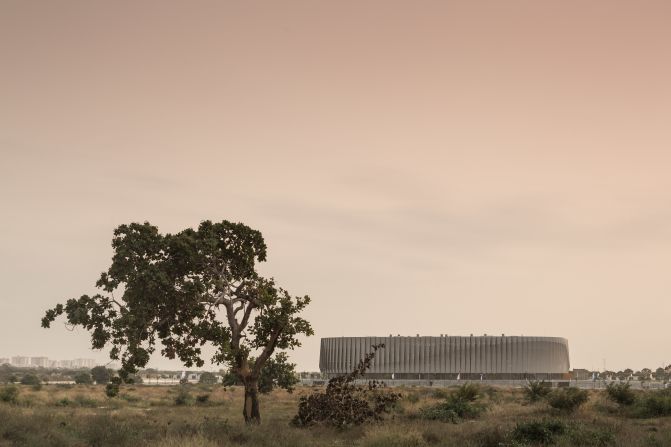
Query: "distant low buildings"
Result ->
[[11, 356, 29, 367], [30, 357, 49, 368], [0, 356, 97, 369]]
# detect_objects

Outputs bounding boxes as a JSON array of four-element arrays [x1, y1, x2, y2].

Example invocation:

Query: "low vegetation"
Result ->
[[419, 383, 487, 422], [606, 382, 636, 406], [523, 380, 552, 402], [546, 387, 589, 412], [292, 344, 401, 427], [0, 383, 671, 446]]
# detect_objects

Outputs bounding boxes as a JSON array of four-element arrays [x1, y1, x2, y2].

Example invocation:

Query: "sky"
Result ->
[[1, 1, 670, 372]]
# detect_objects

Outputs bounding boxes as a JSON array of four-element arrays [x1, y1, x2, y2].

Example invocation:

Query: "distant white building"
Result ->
[[30, 357, 49, 368], [58, 360, 73, 369], [0, 358, 9, 365], [11, 356, 29, 367], [71, 359, 95, 368]]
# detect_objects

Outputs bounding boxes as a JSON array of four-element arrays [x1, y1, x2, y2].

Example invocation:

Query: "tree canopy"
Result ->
[[223, 351, 299, 394], [90, 366, 112, 384], [43, 220, 313, 422]]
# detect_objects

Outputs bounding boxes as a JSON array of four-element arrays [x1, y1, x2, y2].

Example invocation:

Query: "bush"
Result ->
[[293, 344, 401, 427], [524, 380, 551, 402], [196, 394, 210, 404], [90, 366, 112, 384], [606, 382, 635, 406], [73, 394, 98, 407], [198, 372, 218, 385], [20, 374, 40, 386], [105, 382, 119, 398], [453, 383, 481, 402], [547, 387, 588, 412], [74, 372, 93, 385], [630, 391, 671, 418], [175, 387, 192, 406], [567, 424, 616, 446], [511, 419, 566, 444], [419, 383, 487, 423], [0, 385, 19, 403]]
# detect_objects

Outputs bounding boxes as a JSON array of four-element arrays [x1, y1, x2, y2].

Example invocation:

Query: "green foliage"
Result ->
[[606, 382, 636, 406], [0, 385, 19, 403], [293, 344, 401, 427], [419, 383, 487, 423], [175, 387, 192, 406], [547, 387, 589, 412], [198, 372, 218, 385], [524, 380, 551, 402], [42, 220, 313, 423], [20, 374, 40, 386], [74, 372, 93, 385], [91, 366, 112, 384], [223, 352, 299, 393], [566, 423, 616, 446], [258, 352, 299, 393], [222, 371, 238, 387], [630, 390, 671, 418], [74, 394, 99, 407], [105, 382, 120, 398], [511, 419, 566, 444], [452, 382, 480, 402]]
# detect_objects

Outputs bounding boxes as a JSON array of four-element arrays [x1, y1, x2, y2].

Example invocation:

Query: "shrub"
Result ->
[[453, 383, 480, 402], [567, 424, 616, 446], [292, 344, 401, 427], [175, 387, 193, 406], [511, 419, 566, 444], [547, 387, 588, 412], [90, 366, 112, 384], [524, 380, 551, 402], [0, 385, 19, 403], [196, 394, 210, 404], [198, 372, 218, 385], [20, 374, 40, 386], [73, 394, 98, 407], [419, 384, 487, 423], [606, 382, 635, 406], [74, 372, 93, 385], [630, 391, 671, 418], [105, 382, 120, 398]]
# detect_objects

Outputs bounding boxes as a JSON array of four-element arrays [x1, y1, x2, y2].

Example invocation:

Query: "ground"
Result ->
[[0, 383, 670, 446]]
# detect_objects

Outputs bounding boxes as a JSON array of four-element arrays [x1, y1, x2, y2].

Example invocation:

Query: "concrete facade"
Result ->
[[320, 336, 570, 380]]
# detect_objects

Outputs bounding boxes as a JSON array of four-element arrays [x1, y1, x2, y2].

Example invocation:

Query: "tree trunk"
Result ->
[[243, 378, 261, 424]]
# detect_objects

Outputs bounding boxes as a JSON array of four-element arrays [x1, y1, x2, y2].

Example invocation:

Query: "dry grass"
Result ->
[[0, 384, 670, 446]]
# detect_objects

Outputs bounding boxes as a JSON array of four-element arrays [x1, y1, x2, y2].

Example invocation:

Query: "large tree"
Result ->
[[42, 220, 313, 423]]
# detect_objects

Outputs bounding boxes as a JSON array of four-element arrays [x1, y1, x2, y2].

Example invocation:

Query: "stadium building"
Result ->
[[320, 335, 570, 380]]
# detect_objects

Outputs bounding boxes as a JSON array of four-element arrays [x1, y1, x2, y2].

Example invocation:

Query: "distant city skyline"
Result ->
[[0, 356, 97, 369]]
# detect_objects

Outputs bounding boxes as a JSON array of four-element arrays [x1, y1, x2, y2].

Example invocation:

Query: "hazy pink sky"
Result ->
[[1, 1, 670, 372]]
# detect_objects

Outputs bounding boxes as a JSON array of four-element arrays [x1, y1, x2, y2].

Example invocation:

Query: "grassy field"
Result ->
[[1, 383, 670, 446]]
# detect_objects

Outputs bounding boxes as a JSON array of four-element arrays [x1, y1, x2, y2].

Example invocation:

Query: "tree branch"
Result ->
[[252, 327, 282, 376]]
